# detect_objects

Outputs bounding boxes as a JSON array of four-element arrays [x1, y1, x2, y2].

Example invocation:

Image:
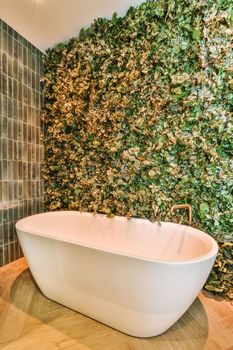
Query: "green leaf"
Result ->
[[51, 166, 59, 171], [74, 189, 81, 196], [227, 6, 233, 26], [192, 29, 201, 41], [151, 43, 158, 54], [205, 285, 224, 293], [112, 12, 118, 24], [200, 203, 209, 212]]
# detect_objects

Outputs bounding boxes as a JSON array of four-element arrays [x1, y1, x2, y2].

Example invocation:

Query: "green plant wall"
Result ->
[[43, 0, 233, 298]]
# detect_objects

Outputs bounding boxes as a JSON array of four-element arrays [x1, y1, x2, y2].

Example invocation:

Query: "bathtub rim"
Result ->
[[16, 211, 219, 265]]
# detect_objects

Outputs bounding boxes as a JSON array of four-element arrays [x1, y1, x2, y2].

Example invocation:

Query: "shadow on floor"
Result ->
[[10, 267, 209, 350]]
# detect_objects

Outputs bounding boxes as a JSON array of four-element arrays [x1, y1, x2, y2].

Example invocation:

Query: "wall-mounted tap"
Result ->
[[171, 204, 192, 226]]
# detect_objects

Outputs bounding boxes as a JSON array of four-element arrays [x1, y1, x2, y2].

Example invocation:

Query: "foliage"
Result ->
[[205, 241, 233, 299], [42, 0, 233, 298]]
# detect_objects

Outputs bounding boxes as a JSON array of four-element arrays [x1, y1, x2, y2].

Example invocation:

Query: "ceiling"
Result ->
[[0, 0, 144, 52]]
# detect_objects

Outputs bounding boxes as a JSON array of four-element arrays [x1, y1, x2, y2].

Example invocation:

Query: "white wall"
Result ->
[[0, 0, 144, 52]]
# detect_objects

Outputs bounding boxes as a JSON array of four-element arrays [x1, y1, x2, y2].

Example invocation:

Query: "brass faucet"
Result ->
[[171, 204, 192, 226]]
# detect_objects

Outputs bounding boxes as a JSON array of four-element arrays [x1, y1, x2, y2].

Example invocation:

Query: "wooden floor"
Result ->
[[0, 259, 232, 350]]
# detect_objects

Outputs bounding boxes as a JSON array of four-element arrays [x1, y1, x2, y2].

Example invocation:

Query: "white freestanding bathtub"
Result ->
[[16, 211, 218, 337]]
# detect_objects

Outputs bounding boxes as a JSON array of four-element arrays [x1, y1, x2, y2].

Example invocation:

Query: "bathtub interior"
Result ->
[[16, 211, 217, 263]]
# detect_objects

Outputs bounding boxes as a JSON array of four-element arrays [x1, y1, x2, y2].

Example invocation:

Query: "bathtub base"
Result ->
[[39, 276, 185, 337]]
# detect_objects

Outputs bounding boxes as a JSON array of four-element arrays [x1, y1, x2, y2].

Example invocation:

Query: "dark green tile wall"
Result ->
[[0, 19, 44, 266]]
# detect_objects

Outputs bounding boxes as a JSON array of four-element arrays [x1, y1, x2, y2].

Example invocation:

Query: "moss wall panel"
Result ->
[[43, 1, 233, 297]]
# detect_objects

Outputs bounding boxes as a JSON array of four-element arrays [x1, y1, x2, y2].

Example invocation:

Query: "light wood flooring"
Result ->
[[0, 258, 232, 350]]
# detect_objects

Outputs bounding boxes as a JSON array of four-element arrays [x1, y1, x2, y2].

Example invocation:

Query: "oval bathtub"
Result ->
[[16, 211, 218, 337]]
